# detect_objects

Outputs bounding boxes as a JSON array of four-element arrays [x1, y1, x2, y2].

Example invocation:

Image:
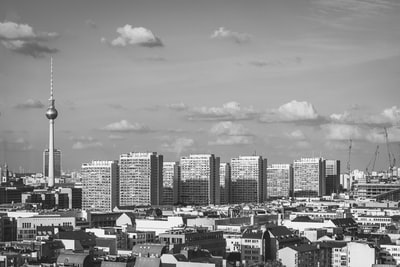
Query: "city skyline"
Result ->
[[1, 0, 400, 173]]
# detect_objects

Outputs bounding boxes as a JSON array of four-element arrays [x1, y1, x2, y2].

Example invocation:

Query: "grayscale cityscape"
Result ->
[[1, 1, 400, 267]]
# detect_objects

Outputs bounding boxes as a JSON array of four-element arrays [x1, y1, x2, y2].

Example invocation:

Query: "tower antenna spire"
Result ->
[[50, 57, 54, 100]]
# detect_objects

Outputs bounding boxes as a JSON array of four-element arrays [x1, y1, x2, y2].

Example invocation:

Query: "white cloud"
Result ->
[[330, 106, 400, 126], [167, 102, 188, 111], [211, 27, 251, 44], [285, 129, 306, 140], [0, 21, 58, 57], [14, 99, 44, 109], [260, 100, 321, 123], [321, 123, 363, 140], [71, 136, 103, 150], [209, 136, 253, 145], [189, 101, 257, 121], [161, 137, 194, 154], [381, 106, 400, 125], [109, 25, 163, 47], [209, 121, 250, 136], [102, 120, 151, 133], [108, 134, 125, 140]]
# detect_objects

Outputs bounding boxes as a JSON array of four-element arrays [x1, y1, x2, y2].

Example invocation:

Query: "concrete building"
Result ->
[[293, 157, 326, 197], [119, 152, 163, 207], [279, 244, 319, 267], [219, 163, 231, 204], [43, 148, 61, 179], [231, 156, 267, 204], [162, 161, 180, 205], [179, 154, 220, 205], [159, 227, 226, 257], [325, 160, 340, 195], [267, 164, 293, 199], [240, 228, 266, 265], [81, 160, 119, 212]]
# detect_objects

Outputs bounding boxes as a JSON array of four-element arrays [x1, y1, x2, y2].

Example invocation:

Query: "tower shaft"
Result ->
[[48, 119, 55, 187]]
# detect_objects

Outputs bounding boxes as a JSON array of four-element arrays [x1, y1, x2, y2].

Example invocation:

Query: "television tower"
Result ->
[[45, 57, 58, 188]]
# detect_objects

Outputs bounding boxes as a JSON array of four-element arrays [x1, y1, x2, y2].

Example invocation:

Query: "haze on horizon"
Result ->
[[0, 0, 400, 173]]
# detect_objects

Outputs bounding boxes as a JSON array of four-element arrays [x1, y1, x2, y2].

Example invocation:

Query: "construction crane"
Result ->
[[384, 127, 396, 176], [365, 145, 379, 176], [347, 139, 352, 175]]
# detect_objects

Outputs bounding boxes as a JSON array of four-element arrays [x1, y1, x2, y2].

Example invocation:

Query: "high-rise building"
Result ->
[[45, 58, 58, 188], [293, 158, 325, 197], [230, 156, 267, 204], [219, 163, 231, 204], [179, 154, 220, 206], [119, 152, 163, 207], [267, 164, 293, 199], [162, 161, 180, 205], [43, 149, 61, 179], [325, 160, 340, 195], [81, 160, 119, 212]]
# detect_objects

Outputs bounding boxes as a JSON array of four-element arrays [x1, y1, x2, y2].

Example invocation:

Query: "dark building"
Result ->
[[325, 160, 340, 195], [264, 225, 303, 261], [0, 187, 22, 204], [0, 215, 17, 242], [43, 148, 61, 178]]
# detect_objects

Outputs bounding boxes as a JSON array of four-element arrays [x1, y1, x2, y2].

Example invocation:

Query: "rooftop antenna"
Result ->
[[50, 57, 54, 100]]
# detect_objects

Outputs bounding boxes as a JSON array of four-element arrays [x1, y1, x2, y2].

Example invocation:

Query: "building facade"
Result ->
[[325, 160, 340, 195], [293, 158, 325, 197], [231, 156, 267, 204], [220, 162, 231, 204], [267, 164, 293, 199], [179, 154, 220, 206], [81, 160, 119, 212], [119, 152, 163, 207], [162, 161, 180, 205]]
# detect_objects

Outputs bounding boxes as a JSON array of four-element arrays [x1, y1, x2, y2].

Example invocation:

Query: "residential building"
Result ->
[[241, 228, 266, 265], [267, 164, 293, 199], [279, 244, 319, 267], [162, 161, 180, 205], [220, 162, 231, 204], [119, 152, 163, 207], [326, 160, 340, 195], [81, 160, 119, 212], [231, 156, 267, 204], [179, 154, 220, 205], [293, 157, 326, 197]]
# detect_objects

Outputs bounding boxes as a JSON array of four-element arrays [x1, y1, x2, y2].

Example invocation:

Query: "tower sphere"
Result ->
[[46, 107, 58, 120]]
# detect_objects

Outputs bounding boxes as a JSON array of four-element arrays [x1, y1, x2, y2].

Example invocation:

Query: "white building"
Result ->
[[81, 160, 119, 212], [162, 161, 179, 205], [119, 152, 163, 207], [293, 158, 325, 197], [231, 156, 267, 204], [267, 164, 293, 199]]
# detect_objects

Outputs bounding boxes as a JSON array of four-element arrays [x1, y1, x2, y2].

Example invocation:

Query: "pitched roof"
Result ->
[[268, 226, 293, 237], [288, 244, 318, 252]]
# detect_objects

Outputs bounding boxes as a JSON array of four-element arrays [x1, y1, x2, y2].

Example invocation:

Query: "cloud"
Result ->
[[249, 57, 302, 68], [167, 102, 189, 111], [161, 137, 194, 154], [71, 136, 103, 150], [85, 19, 97, 28], [188, 101, 257, 121], [211, 27, 251, 44], [321, 123, 363, 140], [330, 105, 400, 127], [209, 121, 250, 136], [0, 21, 58, 57], [102, 119, 151, 133], [2, 137, 34, 151], [107, 25, 163, 47], [108, 134, 125, 140], [365, 127, 400, 143], [108, 104, 126, 110], [285, 129, 306, 140], [209, 121, 254, 145], [14, 99, 45, 109], [260, 100, 323, 123]]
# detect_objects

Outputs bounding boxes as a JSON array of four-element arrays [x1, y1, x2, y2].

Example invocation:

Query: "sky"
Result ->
[[0, 0, 400, 173]]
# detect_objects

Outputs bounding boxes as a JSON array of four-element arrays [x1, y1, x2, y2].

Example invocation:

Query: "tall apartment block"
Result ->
[[179, 154, 220, 206], [267, 164, 293, 199], [230, 156, 267, 204], [162, 161, 180, 205], [325, 160, 340, 195], [293, 158, 325, 197], [119, 152, 163, 207], [81, 160, 119, 212], [43, 149, 61, 178], [220, 162, 231, 204]]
